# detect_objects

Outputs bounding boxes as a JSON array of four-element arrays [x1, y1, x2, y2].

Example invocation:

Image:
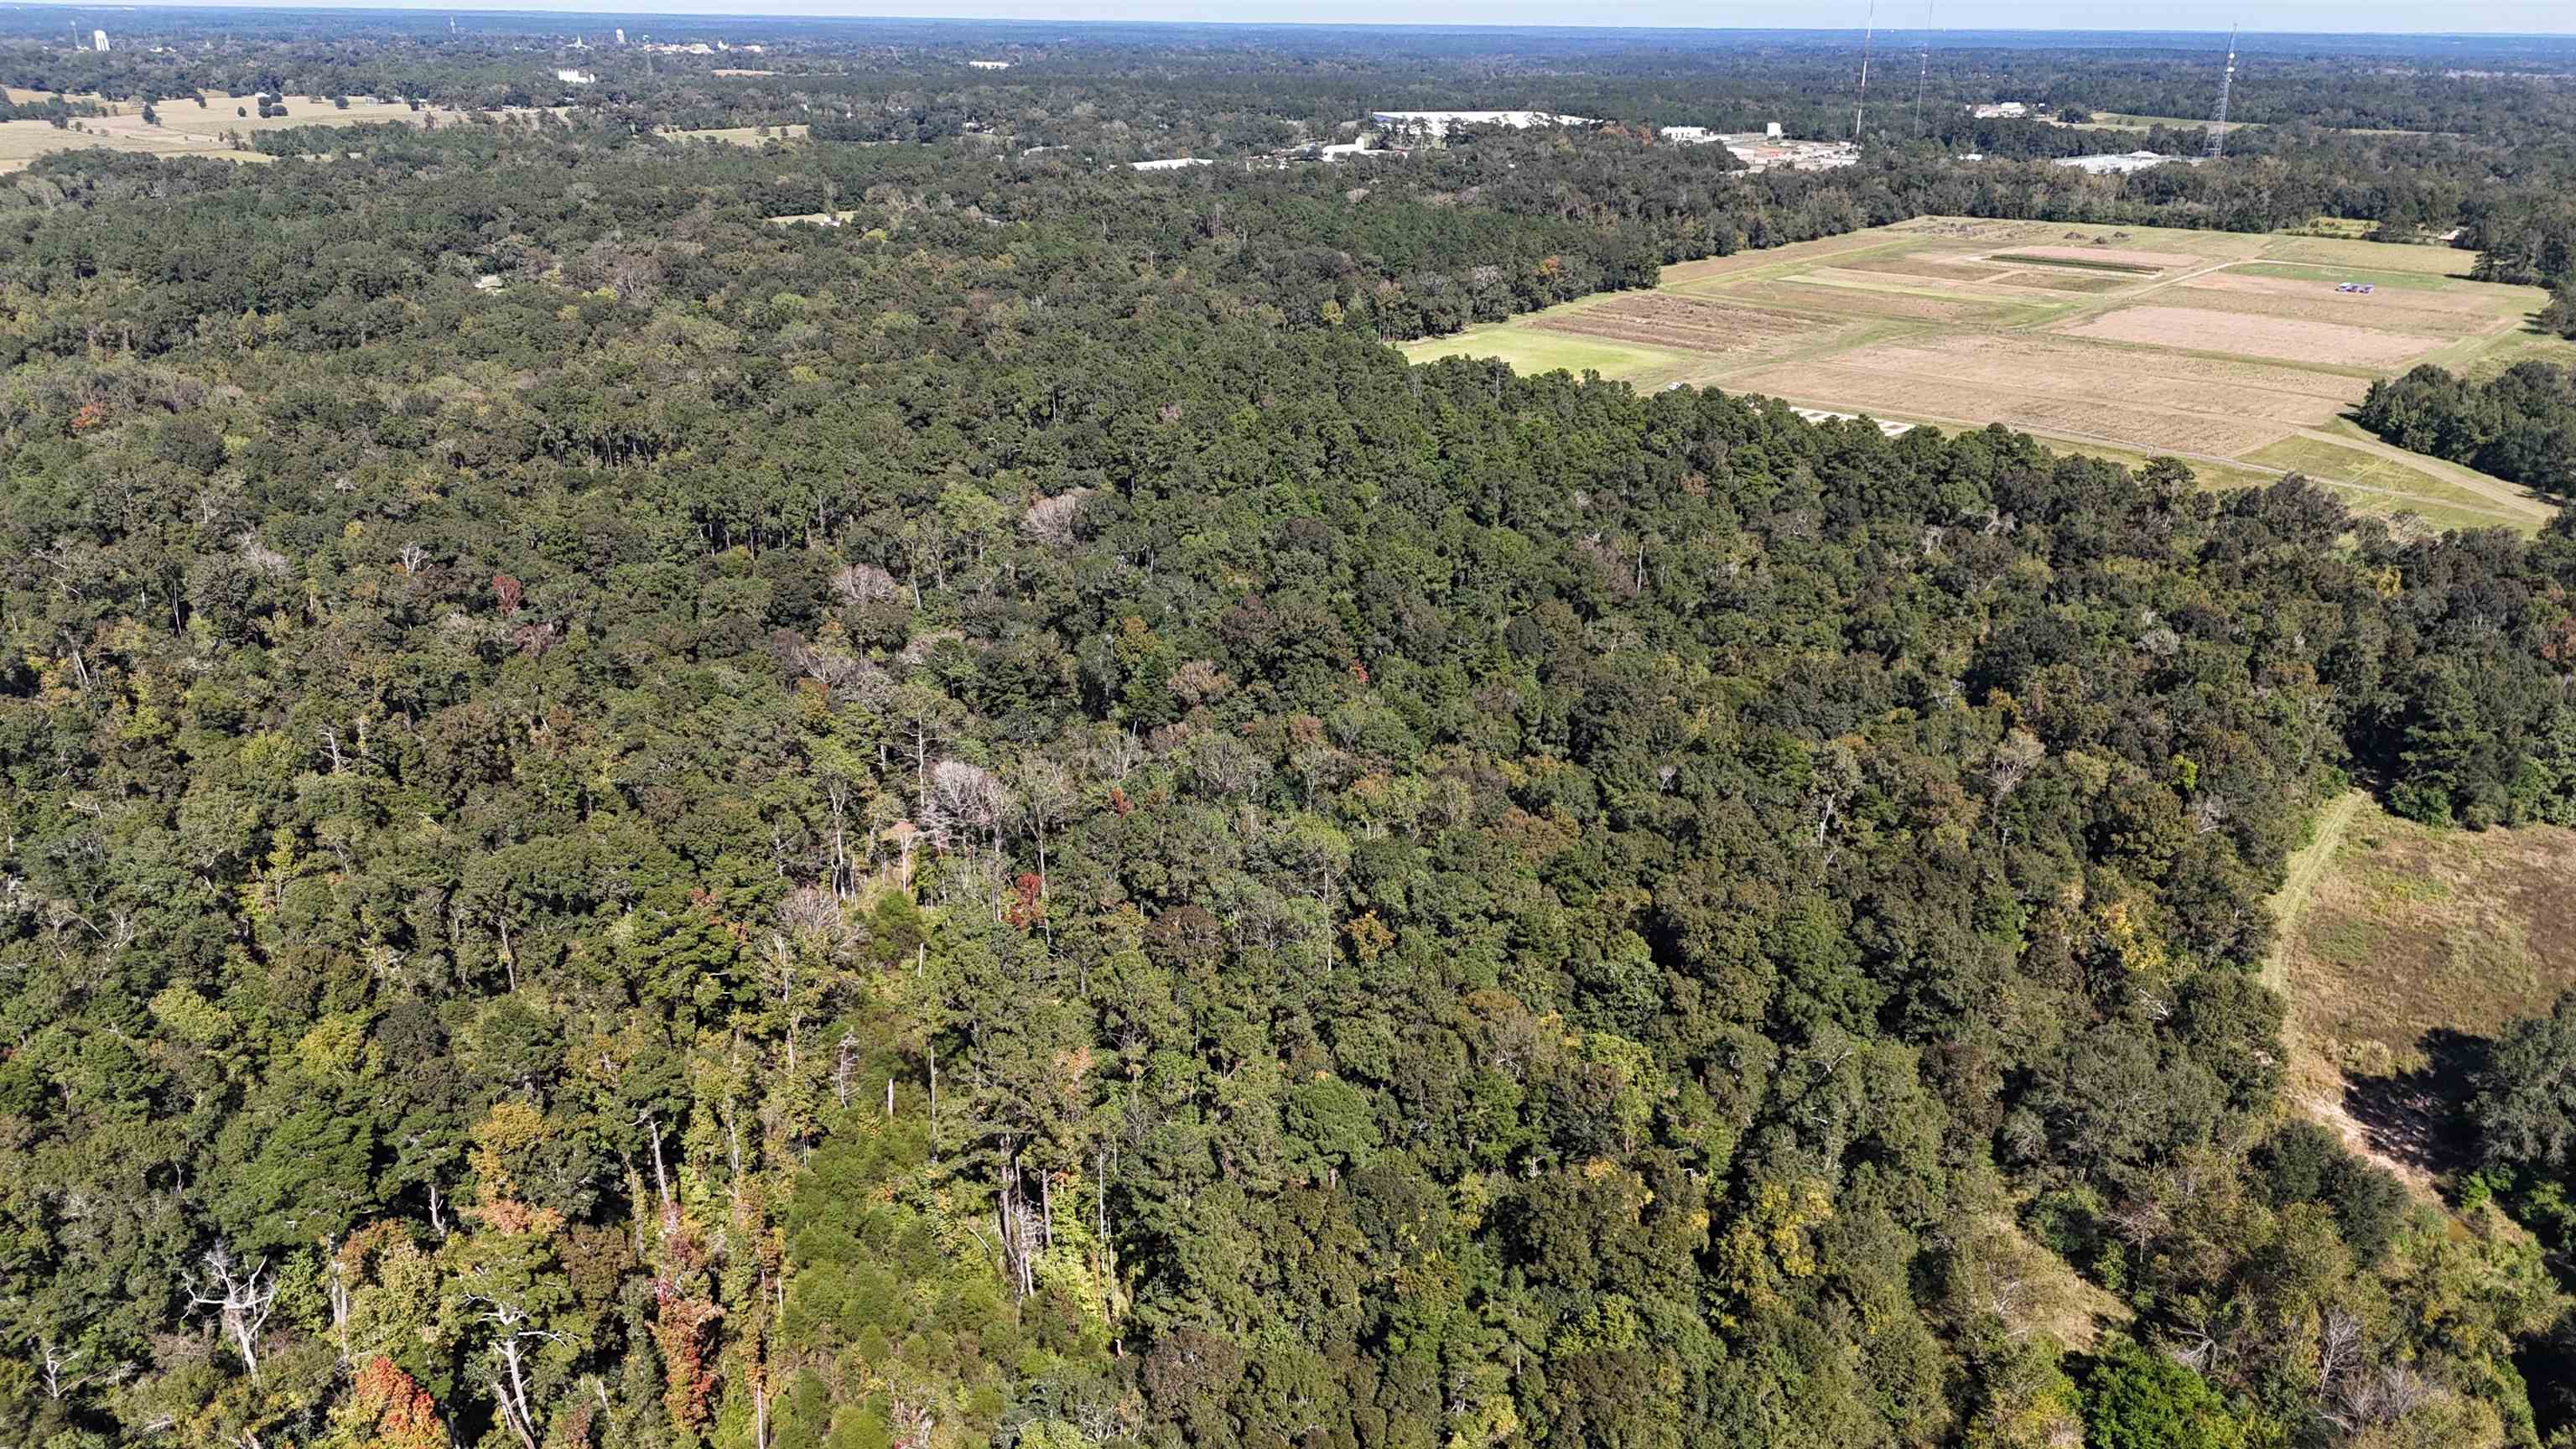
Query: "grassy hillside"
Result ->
[[2273, 794, 2576, 1183]]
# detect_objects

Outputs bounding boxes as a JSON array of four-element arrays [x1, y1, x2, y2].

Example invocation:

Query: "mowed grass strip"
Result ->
[[2244, 434, 2540, 527]]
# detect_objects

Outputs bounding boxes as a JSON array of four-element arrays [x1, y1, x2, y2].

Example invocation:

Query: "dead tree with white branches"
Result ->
[[186, 1247, 280, 1382], [466, 1292, 572, 1449]]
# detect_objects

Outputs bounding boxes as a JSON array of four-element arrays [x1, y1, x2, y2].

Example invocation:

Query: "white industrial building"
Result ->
[[2054, 150, 2202, 175], [91, 29, 108, 52], [1664, 122, 1782, 146], [555, 68, 596, 86], [1971, 101, 2031, 120], [969, 60, 1012, 70], [1130, 157, 1213, 171]]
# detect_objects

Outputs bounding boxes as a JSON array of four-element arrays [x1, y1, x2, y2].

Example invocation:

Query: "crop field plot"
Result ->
[[1400, 216, 2562, 531], [2178, 270, 2510, 324], [2259, 235, 2481, 276], [1837, 256, 2020, 283], [1725, 359, 2293, 456], [1993, 269, 2132, 293], [1987, 245, 2194, 271], [1528, 293, 1845, 357], [1694, 276, 2017, 324], [1658, 230, 1926, 285], [2057, 304, 2449, 368]]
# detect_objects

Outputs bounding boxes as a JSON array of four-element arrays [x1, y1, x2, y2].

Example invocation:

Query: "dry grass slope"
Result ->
[[2272, 795, 2576, 1189]]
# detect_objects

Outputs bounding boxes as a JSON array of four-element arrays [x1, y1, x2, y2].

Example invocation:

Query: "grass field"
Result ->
[[1401, 215, 2573, 532], [2064, 112, 2211, 132], [1397, 323, 1703, 386], [0, 91, 550, 171], [662, 123, 809, 144], [2271, 794, 2576, 1184]]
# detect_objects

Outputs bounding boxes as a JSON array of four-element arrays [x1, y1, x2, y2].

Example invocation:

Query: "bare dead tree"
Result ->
[[186, 1247, 280, 1382], [34, 1337, 123, 1400], [466, 1292, 572, 1449]]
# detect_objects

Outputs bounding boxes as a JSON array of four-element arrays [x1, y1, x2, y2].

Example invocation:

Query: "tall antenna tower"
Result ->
[[2205, 24, 2238, 159], [1853, 0, 1877, 143], [1913, 0, 1935, 136]]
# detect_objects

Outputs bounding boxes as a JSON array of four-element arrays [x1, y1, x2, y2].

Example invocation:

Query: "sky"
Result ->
[[35, 0, 2576, 35]]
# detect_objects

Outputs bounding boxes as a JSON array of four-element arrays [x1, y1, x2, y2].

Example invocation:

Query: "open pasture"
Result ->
[[0, 91, 553, 171], [1402, 216, 2562, 532]]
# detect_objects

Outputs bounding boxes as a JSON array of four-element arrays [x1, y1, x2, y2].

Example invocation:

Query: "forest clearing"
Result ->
[[1402, 215, 2576, 533], [0, 89, 550, 170], [2270, 794, 2576, 1194]]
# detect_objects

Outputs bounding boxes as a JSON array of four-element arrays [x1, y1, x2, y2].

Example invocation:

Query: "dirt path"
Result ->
[[2263, 789, 2366, 994], [2262, 791, 2447, 1199]]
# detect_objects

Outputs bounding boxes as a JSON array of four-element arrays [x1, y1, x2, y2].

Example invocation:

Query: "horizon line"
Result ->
[[5, 4, 2574, 39]]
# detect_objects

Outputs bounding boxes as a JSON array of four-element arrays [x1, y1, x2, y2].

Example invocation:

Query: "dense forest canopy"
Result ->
[[7, 12, 2576, 1449]]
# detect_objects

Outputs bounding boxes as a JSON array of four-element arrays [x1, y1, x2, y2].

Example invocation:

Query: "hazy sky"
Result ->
[[60, 0, 2576, 35]]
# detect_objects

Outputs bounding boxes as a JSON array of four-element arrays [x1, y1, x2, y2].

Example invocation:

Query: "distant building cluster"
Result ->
[[1659, 122, 1852, 170], [1792, 407, 1915, 437], [1116, 106, 1863, 179], [556, 69, 596, 86], [969, 60, 1013, 70], [1971, 101, 2031, 119], [1367, 111, 1599, 144]]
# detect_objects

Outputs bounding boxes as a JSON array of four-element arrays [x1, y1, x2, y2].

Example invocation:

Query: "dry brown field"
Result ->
[[1710, 278, 1992, 322], [1407, 216, 2569, 532], [1840, 256, 2018, 282], [2168, 277, 2503, 335], [1813, 334, 2363, 425], [1993, 270, 2130, 293], [1658, 231, 1918, 284], [2186, 270, 2491, 311], [1988, 243, 2203, 268], [2056, 305, 2449, 367], [1724, 360, 2295, 456]]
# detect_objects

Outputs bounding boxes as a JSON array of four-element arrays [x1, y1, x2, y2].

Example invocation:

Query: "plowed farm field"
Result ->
[[2057, 305, 2450, 367], [1402, 216, 2570, 532], [1531, 294, 1838, 356]]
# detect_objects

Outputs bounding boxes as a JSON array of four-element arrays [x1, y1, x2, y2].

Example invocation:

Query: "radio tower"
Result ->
[[1853, 0, 1877, 143], [1912, 0, 1934, 136], [2205, 24, 2238, 159]]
